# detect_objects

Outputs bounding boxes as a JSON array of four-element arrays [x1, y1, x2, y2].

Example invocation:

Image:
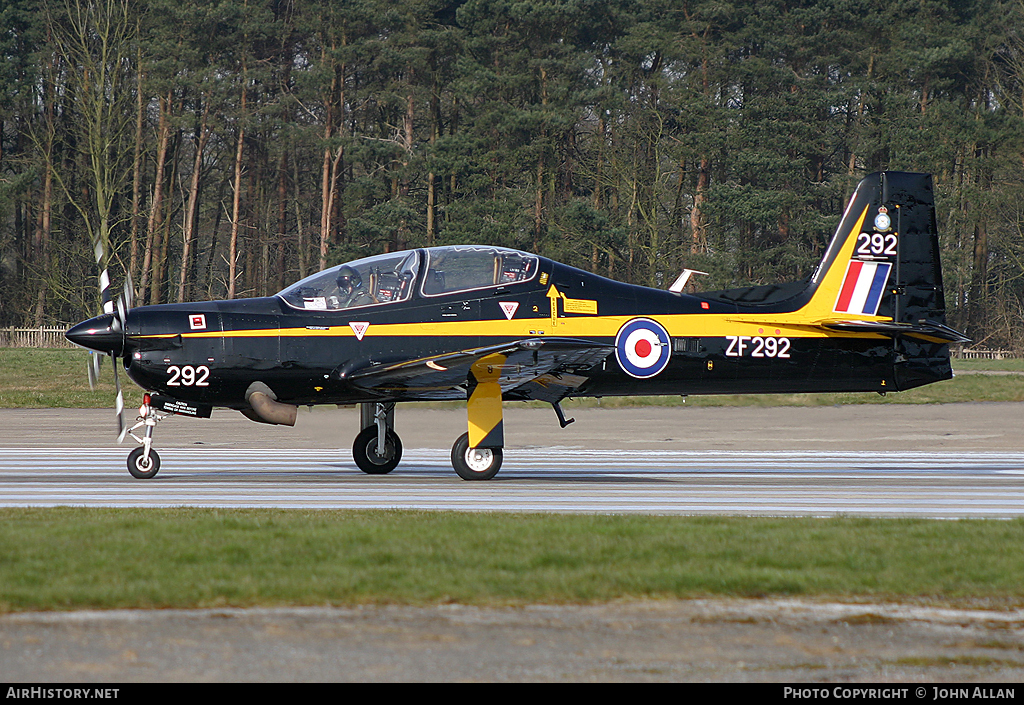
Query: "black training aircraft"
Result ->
[[67, 171, 967, 480]]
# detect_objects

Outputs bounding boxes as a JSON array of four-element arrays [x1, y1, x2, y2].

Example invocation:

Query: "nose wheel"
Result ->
[[124, 393, 165, 479], [127, 446, 160, 479]]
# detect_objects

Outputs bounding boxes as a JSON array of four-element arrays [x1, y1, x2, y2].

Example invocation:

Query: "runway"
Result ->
[[3, 403, 1024, 517], [1, 446, 1024, 516]]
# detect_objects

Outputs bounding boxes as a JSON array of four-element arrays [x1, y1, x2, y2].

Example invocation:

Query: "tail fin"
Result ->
[[807, 171, 966, 388], [808, 172, 941, 322]]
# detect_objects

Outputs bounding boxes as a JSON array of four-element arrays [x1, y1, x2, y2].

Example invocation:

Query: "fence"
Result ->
[[954, 347, 1013, 360], [0, 326, 74, 348]]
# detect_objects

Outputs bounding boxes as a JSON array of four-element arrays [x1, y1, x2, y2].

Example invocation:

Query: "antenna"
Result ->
[[669, 269, 709, 293]]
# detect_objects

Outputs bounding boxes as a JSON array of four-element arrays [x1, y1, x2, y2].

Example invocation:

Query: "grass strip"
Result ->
[[0, 348, 145, 409], [2, 508, 1024, 612], [3, 348, 1024, 409]]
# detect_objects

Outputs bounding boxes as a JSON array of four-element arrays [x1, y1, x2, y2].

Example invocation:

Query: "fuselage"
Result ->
[[67, 246, 949, 411]]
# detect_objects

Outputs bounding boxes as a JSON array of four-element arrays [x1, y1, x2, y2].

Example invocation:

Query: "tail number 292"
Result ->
[[167, 365, 210, 386], [857, 232, 897, 257], [725, 336, 791, 359]]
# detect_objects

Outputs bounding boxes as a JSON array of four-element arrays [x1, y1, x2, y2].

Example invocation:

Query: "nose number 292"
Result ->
[[167, 365, 210, 386]]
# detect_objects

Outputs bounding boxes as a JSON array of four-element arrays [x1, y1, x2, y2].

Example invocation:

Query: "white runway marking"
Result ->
[[1, 448, 1023, 517]]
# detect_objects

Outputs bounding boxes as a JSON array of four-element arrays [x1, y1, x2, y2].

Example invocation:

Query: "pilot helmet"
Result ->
[[336, 265, 362, 293]]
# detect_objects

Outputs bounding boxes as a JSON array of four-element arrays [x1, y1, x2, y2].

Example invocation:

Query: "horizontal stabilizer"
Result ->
[[821, 319, 970, 343]]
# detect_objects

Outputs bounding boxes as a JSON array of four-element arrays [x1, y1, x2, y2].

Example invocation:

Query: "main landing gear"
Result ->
[[352, 402, 402, 474], [124, 393, 166, 479], [353, 401, 505, 480], [450, 432, 502, 480]]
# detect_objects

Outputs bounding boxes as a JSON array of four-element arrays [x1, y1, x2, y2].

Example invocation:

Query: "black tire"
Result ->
[[450, 432, 503, 481], [127, 446, 160, 479], [352, 425, 402, 474]]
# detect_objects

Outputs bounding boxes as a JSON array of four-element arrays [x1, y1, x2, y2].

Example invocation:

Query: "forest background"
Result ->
[[1, 0, 1023, 348]]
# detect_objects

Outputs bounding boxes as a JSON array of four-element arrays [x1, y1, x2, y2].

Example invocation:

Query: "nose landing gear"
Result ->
[[124, 393, 164, 479]]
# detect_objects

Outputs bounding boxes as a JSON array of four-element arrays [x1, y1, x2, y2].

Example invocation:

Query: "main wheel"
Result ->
[[127, 447, 160, 479], [352, 425, 402, 474], [451, 432, 503, 481]]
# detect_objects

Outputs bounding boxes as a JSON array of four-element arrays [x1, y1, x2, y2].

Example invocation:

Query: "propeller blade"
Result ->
[[94, 239, 114, 315], [112, 357, 127, 443], [115, 294, 127, 331], [91, 234, 130, 443], [87, 352, 101, 390], [123, 272, 134, 311]]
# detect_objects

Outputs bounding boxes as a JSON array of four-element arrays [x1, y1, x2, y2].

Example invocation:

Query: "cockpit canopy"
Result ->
[[278, 250, 419, 311], [421, 245, 537, 296], [277, 246, 539, 311]]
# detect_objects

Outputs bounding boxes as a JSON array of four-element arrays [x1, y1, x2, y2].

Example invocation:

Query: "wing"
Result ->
[[333, 337, 613, 401]]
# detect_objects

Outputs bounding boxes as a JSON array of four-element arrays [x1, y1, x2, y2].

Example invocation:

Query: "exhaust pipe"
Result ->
[[244, 382, 297, 427]]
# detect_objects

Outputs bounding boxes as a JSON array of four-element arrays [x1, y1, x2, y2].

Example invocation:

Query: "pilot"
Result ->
[[336, 265, 374, 308]]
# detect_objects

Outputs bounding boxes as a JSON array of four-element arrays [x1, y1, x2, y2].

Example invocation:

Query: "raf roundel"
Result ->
[[615, 318, 672, 379]]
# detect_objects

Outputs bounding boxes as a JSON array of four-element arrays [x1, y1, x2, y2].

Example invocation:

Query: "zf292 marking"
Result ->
[[725, 336, 791, 359], [167, 364, 210, 386]]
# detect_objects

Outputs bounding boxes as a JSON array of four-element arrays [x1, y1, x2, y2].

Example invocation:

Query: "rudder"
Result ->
[[881, 172, 956, 389]]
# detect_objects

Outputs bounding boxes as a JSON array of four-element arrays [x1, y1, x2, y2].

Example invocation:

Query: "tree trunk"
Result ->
[[228, 123, 244, 299], [150, 140, 177, 305], [129, 48, 144, 288], [968, 219, 989, 339], [33, 158, 52, 326], [139, 91, 172, 305], [293, 154, 307, 279], [690, 156, 708, 254], [534, 155, 544, 251], [33, 54, 55, 325], [275, 150, 288, 292], [319, 145, 343, 271], [177, 98, 210, 302]]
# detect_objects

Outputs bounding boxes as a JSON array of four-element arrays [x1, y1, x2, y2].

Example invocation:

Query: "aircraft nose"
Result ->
[[65, 313, 124, 356]]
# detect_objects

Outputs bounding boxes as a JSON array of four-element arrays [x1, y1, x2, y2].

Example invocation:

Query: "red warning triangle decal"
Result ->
[[349, 321, 369, 340], [499, 301, 519, 320]]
